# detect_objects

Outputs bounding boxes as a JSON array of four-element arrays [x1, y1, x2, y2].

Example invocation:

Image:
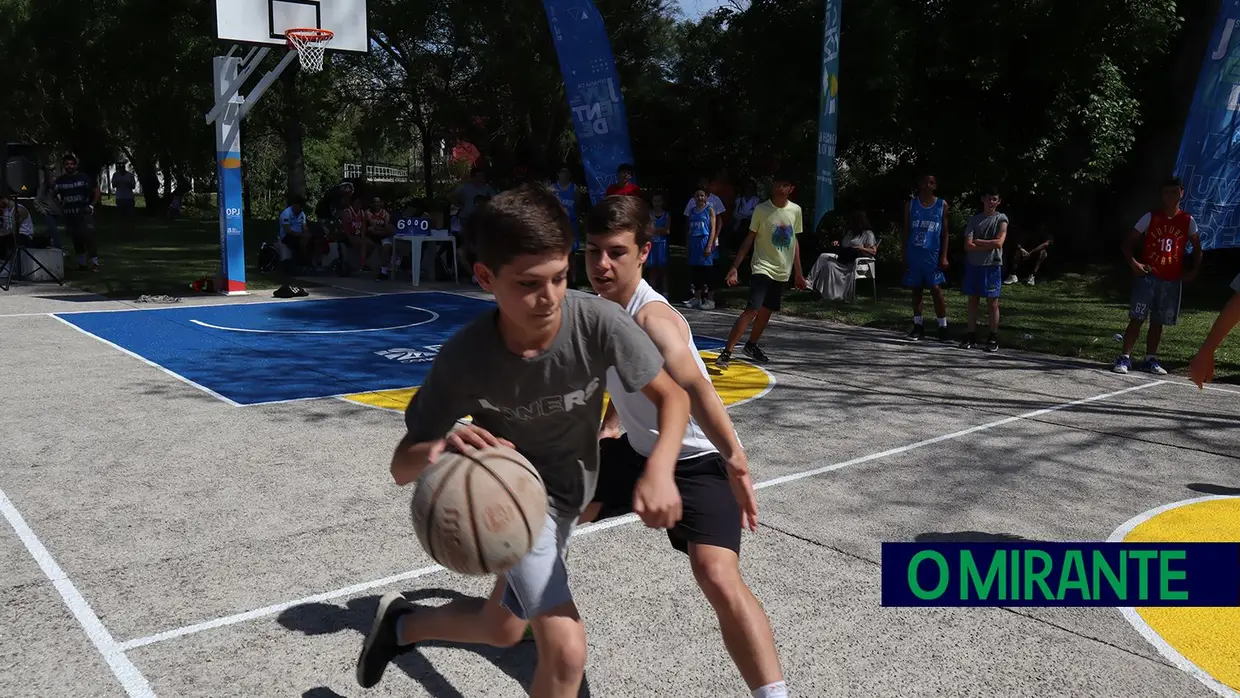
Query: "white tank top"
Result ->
[[605, 280, 722, 460]]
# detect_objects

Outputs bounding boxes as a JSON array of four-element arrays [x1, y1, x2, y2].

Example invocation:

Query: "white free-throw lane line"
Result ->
[[0, 488, 155, 697], [1107, 496, 1240, 698], [116, 379, 1167, 650], [187, 306, 439, 334]]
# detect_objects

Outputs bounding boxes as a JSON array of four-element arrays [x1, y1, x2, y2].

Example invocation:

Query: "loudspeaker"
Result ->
[[3, 143, 41, 197]]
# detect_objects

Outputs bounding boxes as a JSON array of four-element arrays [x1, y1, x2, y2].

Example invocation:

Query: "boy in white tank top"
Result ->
[[580, 195, 789, 698]]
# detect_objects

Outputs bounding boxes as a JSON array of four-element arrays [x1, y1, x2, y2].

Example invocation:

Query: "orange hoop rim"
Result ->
[[285, 27, 334, 44]]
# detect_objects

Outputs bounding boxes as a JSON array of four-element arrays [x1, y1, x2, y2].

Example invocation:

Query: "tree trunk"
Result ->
[[282, 64, 306, 201], [131, 151, 162, 214], [420, 124, 435, 201]]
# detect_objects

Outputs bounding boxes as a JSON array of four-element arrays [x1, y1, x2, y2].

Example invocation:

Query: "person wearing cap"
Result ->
[[54, 153, 101, 272]]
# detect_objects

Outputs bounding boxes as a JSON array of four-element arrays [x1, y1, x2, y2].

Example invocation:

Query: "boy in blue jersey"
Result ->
[[551, 166, 583, 285], [902, 174, 951, 341], [646, 192, 671, 295]]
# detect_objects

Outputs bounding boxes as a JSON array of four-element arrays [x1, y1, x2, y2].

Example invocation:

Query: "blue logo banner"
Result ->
[[1175, 0, 1240, 250], [881, 542, 1240, 607], [814, 0, 842, 232], [542, 0, 635, 203]]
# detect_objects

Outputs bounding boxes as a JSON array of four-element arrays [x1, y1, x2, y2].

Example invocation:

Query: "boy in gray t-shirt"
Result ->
[[356, 184, 691, 696], [961, 186, 1009, 353]]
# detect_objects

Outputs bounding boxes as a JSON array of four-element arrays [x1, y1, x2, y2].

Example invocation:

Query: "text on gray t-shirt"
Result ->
[[404, 290, 664, 516], [965, 212, 1008, 267]]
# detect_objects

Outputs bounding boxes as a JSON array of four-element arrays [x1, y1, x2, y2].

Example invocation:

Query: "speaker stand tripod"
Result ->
[[1, 236, 64, 292]]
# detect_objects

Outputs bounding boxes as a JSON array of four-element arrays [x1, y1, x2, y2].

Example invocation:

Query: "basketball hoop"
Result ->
[[285, 28, 334, 73]]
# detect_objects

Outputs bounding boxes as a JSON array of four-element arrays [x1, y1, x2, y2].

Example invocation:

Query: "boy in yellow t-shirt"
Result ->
[[717, 171, 807, 369]]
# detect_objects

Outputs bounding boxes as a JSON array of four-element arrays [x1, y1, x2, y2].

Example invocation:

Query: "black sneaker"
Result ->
[[742, 342, 770, 363], [905, 324, 925, 341], [985, 334, 999, 353], [714, 350, 732, 370], [356, 592, 416, 688], [936, 325, 949, 342], [959, 334, 976, 350]]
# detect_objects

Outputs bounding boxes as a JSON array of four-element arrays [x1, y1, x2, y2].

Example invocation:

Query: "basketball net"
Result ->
[[285, 28, 334, 73]]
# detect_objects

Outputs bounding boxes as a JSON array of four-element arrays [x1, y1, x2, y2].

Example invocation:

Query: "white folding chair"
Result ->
[[824, 253, 878, 300]]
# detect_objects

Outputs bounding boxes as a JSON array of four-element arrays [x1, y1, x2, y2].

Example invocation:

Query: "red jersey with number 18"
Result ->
[[1136, 209, 1197, 282]]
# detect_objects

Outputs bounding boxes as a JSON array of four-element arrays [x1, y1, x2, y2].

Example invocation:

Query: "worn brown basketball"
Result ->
[[410, 445, 547, 576]]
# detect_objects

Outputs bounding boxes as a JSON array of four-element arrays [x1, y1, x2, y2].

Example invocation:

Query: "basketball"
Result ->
[[410, 445, 547, 576]]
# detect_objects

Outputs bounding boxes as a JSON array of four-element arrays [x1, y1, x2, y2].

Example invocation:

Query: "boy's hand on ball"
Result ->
[[441, 425, 515, 459], [633, 472, 682, 529]]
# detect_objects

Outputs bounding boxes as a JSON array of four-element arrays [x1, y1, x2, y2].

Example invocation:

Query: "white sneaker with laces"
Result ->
[[1026, 276, 1036, 286], [1004, 275, 1018, 285]]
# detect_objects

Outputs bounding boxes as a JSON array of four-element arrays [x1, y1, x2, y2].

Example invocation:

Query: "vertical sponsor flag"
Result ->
[[814, 0, 842, 231], [542, 0, 636, 202], [1175, 0, 1240, 250]]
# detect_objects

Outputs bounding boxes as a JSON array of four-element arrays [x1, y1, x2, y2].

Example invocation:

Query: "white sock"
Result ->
[[753, 681, 788, 698], [913, 315, 923, 326], [937, 316, 948, 328]]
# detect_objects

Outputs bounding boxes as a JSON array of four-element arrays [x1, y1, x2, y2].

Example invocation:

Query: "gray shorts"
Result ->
[[1129, 275, 1182, 326], [500, 510, 576, 621]]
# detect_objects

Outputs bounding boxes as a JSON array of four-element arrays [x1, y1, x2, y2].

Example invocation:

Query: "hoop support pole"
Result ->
[[204, 46, 271, 125]]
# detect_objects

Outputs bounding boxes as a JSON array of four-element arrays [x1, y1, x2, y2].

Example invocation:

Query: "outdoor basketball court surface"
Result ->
[[2, 284, 1238, 698]]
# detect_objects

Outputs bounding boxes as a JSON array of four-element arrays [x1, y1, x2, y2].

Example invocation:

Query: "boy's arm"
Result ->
[[636, 370, 691, 480], [599, 400, 621, 439], [706, 210, 718, 251], [1201, 287, 1240, 355], [391, 350, 476, 485], [637, 305, 742, 463], [1121, 227, 1149, 274]]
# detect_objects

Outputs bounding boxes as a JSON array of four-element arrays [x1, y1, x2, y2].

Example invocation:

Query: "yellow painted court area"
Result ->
[[1122, 497, 1240, 692], [343, 350, 773, 414]]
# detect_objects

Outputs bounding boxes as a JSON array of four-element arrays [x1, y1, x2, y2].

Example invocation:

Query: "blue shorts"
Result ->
[[1129, 275, 1182, 326], [903, 253, 945, 289], [646, 237, 669, 268], [962, 264, 1002, 298], [687, 234, 714, 267]]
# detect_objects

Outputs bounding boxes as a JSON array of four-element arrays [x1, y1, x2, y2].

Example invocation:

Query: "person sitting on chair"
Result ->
[[809, 210, 877, 302], [1005, 225, 1052, 285], [1, 192, 36, 263], [279, 197, 314, 269]]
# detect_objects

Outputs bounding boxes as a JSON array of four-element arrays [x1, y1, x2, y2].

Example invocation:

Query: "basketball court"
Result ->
[[2, 0, 1238, 695], [1, 281, 1238, 698]]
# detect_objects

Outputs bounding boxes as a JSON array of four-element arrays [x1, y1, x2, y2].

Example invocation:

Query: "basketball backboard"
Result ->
[[215, 0, 369, 54]]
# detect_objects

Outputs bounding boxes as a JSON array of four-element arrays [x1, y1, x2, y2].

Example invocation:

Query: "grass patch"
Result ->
[[64, 214, 287, 298], [710, 262, 1240, 381]]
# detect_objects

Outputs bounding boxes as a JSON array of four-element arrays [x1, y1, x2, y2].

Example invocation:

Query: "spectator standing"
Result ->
[[110, 163, 137, 224], [54, 153, 101, 272]]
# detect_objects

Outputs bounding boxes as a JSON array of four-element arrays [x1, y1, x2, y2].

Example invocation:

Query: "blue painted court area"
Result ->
[[58, 291, 728, 406]]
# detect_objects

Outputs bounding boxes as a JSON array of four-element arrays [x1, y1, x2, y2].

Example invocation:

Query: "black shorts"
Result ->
[[747, 273, 784, 312], [592, 435, 741, 555]]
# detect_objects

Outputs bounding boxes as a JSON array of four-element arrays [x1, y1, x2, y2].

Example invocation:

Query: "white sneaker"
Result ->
[[701, 299, 716, 310], [1026, 276, 1036, 286], [1003, 275, 1018, 285]]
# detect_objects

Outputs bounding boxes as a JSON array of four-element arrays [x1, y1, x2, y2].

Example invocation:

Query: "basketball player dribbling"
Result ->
[[582, 195, 789, 698], [356, 184, 692, 698]]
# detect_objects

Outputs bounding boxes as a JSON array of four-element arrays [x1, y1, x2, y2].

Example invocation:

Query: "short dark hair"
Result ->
[[1162, 176, 1183, 189], [586, 195, 653, 247], [773, 169, 796, 185], [617, 163, 634, 175], [981, 185, 1001, 197], [466, 183, 574, 272]]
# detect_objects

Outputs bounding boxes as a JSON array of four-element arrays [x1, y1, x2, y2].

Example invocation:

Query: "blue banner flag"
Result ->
[[542, 0, 636, 203], [814, 0, 842, 231], [1175, 0, 1240, 250], [880, 542, 1240, 607]]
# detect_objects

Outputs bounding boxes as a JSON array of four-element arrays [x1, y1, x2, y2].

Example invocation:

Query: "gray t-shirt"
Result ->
[[404, 290, 664, 516], [965, 212, 1008, 267]]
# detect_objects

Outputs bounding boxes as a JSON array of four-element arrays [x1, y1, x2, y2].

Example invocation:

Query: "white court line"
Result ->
[[116, 379, 1165, 650], [187, 306, 439, 334], [50, 315, 243, 407], [0, 488, 154, 697], [1107, 496, 1240, 698]]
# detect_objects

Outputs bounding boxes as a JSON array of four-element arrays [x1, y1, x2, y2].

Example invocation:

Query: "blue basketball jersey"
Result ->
[[553, 182, 578, 232], [688, 206, 711, 238], [652, 211, 670, 238], [908, 198, 945, 254]]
